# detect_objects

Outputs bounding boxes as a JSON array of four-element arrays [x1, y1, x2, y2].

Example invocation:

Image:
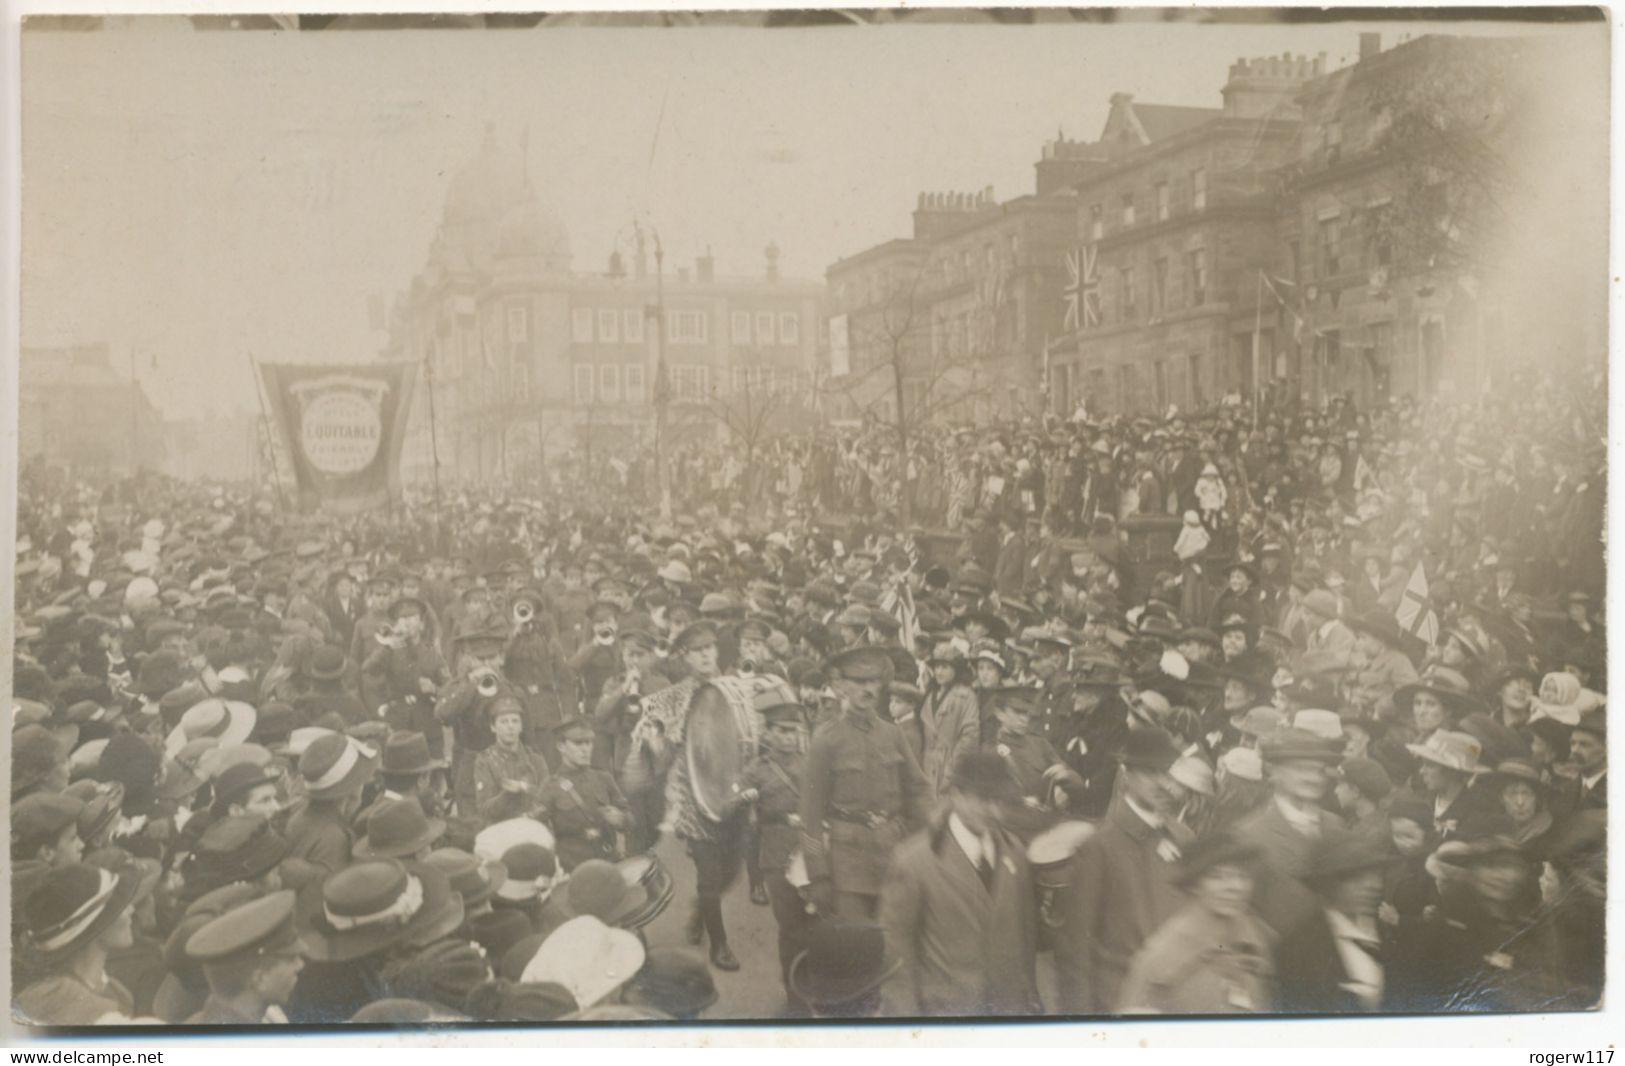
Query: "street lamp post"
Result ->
[[653, 232, 672, 521]]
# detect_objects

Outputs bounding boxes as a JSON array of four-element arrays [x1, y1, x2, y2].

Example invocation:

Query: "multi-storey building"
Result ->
[[19, 343, 167, 473], [825, 186, 1076, 426], [384, 129, 825, 487], [1051, 32, 1599, 416]]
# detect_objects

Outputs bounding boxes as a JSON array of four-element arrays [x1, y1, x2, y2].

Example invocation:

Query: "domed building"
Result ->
[[382, 128, 826, 489]]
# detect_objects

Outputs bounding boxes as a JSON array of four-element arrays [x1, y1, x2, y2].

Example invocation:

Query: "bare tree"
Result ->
[[820, 265, 1001, 524]]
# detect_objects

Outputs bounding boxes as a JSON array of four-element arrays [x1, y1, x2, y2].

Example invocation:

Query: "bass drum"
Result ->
[[685, 677, 764, 822]]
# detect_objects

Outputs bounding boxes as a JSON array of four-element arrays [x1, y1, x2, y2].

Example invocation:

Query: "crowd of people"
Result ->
[[9, 368, 1607, 1025]]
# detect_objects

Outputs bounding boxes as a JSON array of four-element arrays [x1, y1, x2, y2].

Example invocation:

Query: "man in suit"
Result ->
[[1055, 726, 1190, 1014], [1274, 829, 1391, 1013], [1295, 589, 1357, 678], [324, 571, 363, 649], [879, 752, 1041, 1018], [1232, 727, 1345, 937], [992, 511, 1027, 600], [1566, 712, 1606, 815]]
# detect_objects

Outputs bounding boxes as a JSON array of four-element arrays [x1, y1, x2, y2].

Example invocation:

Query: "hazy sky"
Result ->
[[20, 14, 1581, 415]]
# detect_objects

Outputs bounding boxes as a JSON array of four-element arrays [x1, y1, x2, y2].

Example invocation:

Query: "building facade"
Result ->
[[384, 129, 825, 488], [19, 344, 167, 473], [1049, 32, 1589, 417], [825, 187, 1076, 427]]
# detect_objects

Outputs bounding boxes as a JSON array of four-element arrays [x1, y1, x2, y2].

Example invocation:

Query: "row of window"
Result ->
[[568, 307, 802, 347], [1082, 247, 1209, 328], [1087, 167, 1208, 240], [573, 363, 647, 405]]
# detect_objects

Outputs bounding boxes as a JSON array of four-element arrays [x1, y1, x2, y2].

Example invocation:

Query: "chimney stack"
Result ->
[[696, 248, 714, 283], [1359, 33, 1381, 60], [765, 241, 781, 283]]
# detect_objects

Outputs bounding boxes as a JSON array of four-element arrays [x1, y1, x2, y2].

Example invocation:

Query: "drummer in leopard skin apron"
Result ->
[[798, 646, 932, 921]]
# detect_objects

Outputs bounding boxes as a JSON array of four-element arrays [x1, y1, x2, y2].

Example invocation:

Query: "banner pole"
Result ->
[[248, 352, 291, 514]]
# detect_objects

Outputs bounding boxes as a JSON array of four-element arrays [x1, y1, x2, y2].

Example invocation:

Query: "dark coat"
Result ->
[[879, 815, 1041, 1017], [1232, 798, 1343, 936], [1273, 908, 1384, 1013], [1054, 799, 1190, 1014]]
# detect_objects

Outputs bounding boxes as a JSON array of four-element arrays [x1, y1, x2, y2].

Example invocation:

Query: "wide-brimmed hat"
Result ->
[[21, 861, 146, 963], [164, 698, 257, 759], [495, 842, 562, 903], [1405, 729, 1487, 775], [183, 814, 290, 896], [1230, 706, 1283, 739], [1292, 709, 1343, 741], [424, 848, 507, 908], [788, 921, 901, 1011], [520, 915, 646, 1010], [1259, 727, 1343, 765], [1394, 667, 1481, 719], [294, 859, 461, 963], [564, 859, 646, 927], [953, 611, 1010, 643], [355, 797, 447, 861], [1488, 758, 1545, 793], [298, 734, 379, 799]]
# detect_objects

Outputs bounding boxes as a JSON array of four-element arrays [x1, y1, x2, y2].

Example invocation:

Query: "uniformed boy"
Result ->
[[473, 697, 551, 825], [534, 716, 631, 870], [183, 890, 307, 1024], [732, 697, 813, 1012]]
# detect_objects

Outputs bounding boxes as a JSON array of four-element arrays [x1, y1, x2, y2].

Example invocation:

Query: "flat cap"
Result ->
[[186, 889, 302, 963], [827, 645, 895, 683]]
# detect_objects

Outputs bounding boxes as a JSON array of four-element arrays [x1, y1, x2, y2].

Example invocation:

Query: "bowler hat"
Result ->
[[564, 859, 645, 928], [355, 797, 447, 861], [294, 859, 461, 963], [381, 731, 445, 775], [788, 921, 900, 1011], [949, 751, 1020, 801], [1346, 610, 1407, 649], [307, 646, 347, 681], [184, 815, 289, 895], [1118, 726, 1180, 772]]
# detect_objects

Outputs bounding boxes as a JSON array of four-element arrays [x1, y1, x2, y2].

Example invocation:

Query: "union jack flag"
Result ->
[[1064, 244, 1101, 332], [1395, 562, 1439, 647]]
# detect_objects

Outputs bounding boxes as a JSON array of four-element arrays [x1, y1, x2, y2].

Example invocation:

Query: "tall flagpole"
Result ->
[[247, 352, 289, 514], [421, 345, 445, 551], [1252, 269, 1264, 431]]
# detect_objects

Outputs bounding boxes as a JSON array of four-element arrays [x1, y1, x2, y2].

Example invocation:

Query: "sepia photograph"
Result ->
[[3, 4, 1612, 1037]]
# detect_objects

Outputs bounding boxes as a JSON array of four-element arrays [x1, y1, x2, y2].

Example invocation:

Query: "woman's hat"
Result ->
[[1169, 755, 1215, 798], [380, 731, 445, 775], [1346, 610, 1407, 649], [1394, 667, 1481, 719], [164, 698, 257, 759], [1339, 757, 1393, 802], [1404, 729, 1487, 776], [212, 761, 280, 810], [183, 815, 290, 896], [464, 978, 578, 1023], [1234, 705, 1285, 738], [380, 938, 492, 1012], [297, 734, 379, 800], [473, 817, 555, 863], [21, 861, 145, 963], [788, 921, 901, 1011], [424, 848, 507, 908], [520, 915, 646, 1010], [294, 859, 462, 963], [622, 947, 718, 1019], [495, 842, 562, 903], [1219, 746, 1263, 782], [1489, 758, 1545, 793], [564, 859, 645, 927], [1173, 831, 1261, 889]]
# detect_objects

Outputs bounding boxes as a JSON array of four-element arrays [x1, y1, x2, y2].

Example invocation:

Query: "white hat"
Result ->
[[521, 915, 645, 1009], [124, 576, 159, 607], [1292, 709, 1343, 741], [474, 817, 556, 864], [1220, 747, 1263, 783], [1170, 755, 1215, 797]]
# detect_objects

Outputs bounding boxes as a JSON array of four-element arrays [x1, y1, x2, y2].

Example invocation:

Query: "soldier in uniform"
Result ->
[[534, 716, 631, 871], [436, 622, 524, 817], [472, 697, 551, 824], [183, 890, 307, 1024], [732, 694, 813, 1008], [504, 588, 579, 765], [799, 646, 932, 921]]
